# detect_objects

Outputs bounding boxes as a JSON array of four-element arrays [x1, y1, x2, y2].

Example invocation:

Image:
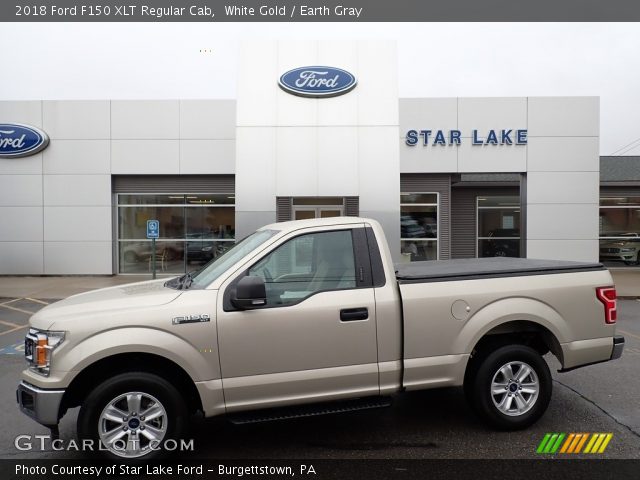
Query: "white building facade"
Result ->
[[0, 40, 602, 275]]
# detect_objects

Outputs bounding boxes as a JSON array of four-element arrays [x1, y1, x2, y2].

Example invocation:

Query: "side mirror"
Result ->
[[231, 276, 267, 310]]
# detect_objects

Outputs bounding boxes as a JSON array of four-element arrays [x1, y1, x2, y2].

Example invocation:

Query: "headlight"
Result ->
[[25, 328, 65, 376]]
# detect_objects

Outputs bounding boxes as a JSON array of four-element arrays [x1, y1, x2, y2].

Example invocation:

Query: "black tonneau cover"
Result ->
[[395, 257, 605, 284]]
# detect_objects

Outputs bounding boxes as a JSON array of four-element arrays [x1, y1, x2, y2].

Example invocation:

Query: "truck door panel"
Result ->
[[216, 227, 379, 411]]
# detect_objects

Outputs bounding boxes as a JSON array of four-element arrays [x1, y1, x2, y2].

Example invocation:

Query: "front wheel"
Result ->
[[465, 344, 552, 430], [77, 372, 189, 458]]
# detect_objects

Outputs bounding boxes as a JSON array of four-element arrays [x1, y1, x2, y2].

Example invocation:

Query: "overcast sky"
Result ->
[[1, 22, 639, 154]]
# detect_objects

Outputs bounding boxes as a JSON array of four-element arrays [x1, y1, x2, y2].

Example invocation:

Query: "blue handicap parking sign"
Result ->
[[147, 220, 160, 239]]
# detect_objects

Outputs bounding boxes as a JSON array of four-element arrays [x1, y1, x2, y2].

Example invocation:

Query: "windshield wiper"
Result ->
[[164, 272, 193, 290], [180, 272, 194, 290]]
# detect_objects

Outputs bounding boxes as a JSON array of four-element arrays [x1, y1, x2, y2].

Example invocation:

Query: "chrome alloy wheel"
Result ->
[[98, 391, 167, 458], [490, 361, 539, 417]]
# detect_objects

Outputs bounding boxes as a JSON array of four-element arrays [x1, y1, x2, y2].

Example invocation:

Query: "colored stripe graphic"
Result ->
[[584, 433, 599, 453], [537, 433, 565, 453], [598, 434, 613, 453], [536, 433, 552, 453], [550, 433, 565, 453], [560, 433, 575, 453], [537, 433, 612, 454], [569, 433, 581, 453], [584, 433, 613, 453], [544, 433, 559, 453], [575, 433, 589, 453]]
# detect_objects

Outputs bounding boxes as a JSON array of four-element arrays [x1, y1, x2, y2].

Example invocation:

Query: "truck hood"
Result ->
[[29, 279, 183, 330]]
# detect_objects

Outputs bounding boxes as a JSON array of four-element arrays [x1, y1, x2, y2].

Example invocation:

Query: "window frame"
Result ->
[[476, 196, 521, 258], [599, 196, 640, 239], [115, 192, 236, 275], [598, 196, 640, 268], [400, 192, 439, 261], [222, 227, 373, 312]]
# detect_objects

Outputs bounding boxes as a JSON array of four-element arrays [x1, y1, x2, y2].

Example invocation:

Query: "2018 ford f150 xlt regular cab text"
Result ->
[[17, 217, 624, 458]]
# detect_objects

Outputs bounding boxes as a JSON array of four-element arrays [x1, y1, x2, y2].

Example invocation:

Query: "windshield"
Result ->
[[188, 229, 278, 288]]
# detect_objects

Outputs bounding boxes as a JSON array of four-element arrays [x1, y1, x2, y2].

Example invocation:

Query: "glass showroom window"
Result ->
[[599, 196, 640, 267], [400, 193, 438, 261], [117, 194, 235, 274], [477, 196, 520, 258]]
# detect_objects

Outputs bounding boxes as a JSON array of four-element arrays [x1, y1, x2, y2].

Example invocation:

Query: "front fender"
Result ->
[[453, 297, 569, 355], [24, 326, 220, 390]]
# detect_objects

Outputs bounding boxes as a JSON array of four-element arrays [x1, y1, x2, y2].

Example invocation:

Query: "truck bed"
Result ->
[[395, 257, 605, 283]]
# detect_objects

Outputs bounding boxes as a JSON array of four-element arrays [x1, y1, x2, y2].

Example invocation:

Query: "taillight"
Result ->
[[596, 286, 617, 324]]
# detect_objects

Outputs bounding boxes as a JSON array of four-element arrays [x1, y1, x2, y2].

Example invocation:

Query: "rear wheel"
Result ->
[[465, 344, 552, 430], [77, 372, 189, 458]]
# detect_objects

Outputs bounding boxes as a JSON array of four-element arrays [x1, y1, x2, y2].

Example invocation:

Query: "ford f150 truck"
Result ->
[[17, 217, 624, 458]]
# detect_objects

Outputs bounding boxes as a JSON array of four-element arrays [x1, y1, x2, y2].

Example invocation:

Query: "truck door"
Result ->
[[216, 226, 379, 411]]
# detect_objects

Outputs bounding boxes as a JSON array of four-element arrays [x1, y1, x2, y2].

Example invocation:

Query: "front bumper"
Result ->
[[611, 335, 625, 360], [16, 381, 65, 427]]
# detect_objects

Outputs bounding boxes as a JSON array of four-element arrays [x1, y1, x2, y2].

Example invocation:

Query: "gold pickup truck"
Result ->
[[17, 217, 624, 458]]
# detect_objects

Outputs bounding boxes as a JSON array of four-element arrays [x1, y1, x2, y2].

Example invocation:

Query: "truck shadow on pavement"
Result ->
[[189, 387, 482, 458]]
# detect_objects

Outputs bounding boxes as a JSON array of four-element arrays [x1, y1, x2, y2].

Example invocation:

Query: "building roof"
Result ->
[[600, 156, 640, 183]]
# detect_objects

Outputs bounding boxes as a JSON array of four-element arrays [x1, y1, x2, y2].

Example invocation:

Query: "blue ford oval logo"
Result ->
[[0, 124, 49, 158], [278, 66, 357, 98]]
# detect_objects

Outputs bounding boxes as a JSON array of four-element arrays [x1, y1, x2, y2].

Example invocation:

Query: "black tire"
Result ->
[[465, 344, 552, 430], [77, 372, 189, 459]]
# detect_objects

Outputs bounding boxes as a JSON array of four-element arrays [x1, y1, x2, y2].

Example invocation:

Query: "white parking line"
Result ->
[[0, 319, 21, 328], [0, 324, 28, 336], [0, 304, 34, 315], [24, 297, 49, 305], [618, 329, 640, 341]]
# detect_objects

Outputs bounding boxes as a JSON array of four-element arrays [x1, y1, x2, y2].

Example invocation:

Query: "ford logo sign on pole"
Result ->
[[278, 66, 357, 98], [0, 124, 49, 158]]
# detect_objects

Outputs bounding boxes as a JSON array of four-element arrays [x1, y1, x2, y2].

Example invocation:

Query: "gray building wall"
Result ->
[[0, 100, 235, 274], [234, 40, 401, 259], [399, 96, 600, 262]]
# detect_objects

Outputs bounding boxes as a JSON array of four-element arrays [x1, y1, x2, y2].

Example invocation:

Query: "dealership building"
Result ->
[[1, 40, 639, 275]]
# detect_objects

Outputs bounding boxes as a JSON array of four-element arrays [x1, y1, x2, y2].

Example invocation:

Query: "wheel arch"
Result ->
[[60, 352, 203, 418], [456, 297, 568, 368], [468, 320, 563, 365]]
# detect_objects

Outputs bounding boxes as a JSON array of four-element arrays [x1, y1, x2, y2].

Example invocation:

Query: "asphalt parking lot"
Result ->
[[0, 296, 638, 460]]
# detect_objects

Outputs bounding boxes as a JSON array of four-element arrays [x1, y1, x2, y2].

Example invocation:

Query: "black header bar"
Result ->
[[3, 0, 640, 22]]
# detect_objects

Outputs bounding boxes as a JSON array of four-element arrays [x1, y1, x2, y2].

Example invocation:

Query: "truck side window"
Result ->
[[248, 230, 357, 306]]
